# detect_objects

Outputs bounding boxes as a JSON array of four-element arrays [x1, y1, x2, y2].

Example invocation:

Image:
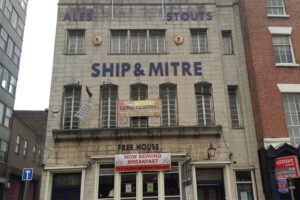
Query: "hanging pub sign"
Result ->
[[115, 153, 171, 172], [118, 100, 162, 117], [275, 156, 300, 179]]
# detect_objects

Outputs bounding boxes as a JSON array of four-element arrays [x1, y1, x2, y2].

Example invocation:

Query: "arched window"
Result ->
[[100, 84, 118, 128], [130, 84, 148, 128], [159, 83, 177, 127], [62, 84, 81, 129], [195, 82, 214, 126]]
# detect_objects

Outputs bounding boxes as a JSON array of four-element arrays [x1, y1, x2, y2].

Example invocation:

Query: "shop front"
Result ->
[[259, 143, 300, 200]]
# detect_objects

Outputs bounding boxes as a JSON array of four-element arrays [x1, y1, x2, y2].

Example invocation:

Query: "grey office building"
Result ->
[[0, 0, 28, 198]]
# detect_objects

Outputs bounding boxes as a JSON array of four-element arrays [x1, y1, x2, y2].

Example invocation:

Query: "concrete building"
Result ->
[[0, 0, 28, 198], [239, 0, 300, 199], [5, 110, 47, 200], [41, 0, 264, 199]]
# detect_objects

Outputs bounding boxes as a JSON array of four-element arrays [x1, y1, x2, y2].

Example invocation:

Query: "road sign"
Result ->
[[22, 168, 33, 181]]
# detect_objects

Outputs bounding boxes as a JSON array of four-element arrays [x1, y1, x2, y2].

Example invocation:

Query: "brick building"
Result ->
[[6, 110, 47, 200], [239, 0, 300, 199], [40, 0, 264, 199]]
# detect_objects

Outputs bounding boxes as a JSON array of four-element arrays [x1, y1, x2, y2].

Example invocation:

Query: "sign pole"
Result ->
[[22, 181, 29, 200]]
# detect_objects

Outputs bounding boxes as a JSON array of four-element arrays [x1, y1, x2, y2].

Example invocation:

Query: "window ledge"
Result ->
[[64, 53, 86, 55], [52, 125, 223, 141], [108, 53, 169, 55], [190, 52, 211, 54], [276, 63, 300, 67], [267, 14, 290, 18]]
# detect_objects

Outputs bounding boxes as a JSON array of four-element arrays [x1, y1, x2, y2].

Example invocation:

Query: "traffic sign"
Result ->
[[22, 168, 33, 181]]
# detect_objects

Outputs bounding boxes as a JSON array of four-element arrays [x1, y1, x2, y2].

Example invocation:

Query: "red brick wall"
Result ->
[[238, 0, 300, 147]]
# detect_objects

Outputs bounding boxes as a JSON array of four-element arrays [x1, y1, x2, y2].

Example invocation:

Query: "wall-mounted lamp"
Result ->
[[207, 142, 216, 159]]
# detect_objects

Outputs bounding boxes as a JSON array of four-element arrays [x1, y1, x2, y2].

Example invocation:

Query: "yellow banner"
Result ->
[[118, 100, 162, 117]]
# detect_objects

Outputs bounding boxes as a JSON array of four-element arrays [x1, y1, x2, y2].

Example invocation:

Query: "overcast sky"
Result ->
[[14, 0, 58, 110]]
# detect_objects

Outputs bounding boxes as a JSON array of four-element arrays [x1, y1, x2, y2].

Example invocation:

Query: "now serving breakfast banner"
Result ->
[[115, 153, 171, 172]]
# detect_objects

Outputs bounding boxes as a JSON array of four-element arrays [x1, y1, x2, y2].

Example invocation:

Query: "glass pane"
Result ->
[[99, 176, 114, 199], [143, 173, 158, 197], [164, 173, 180, 196], [237, 184, 254, 200], [121, 173, 136, 198], [236, 171, 252, 182]]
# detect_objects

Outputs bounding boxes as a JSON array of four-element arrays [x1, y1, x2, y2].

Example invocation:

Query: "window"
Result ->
[[228, 86, 241, 128], [131, 30, 146, 53], [15, 135, 20, 154], [11, 9, 18, 29], [111, 30, 127, 54], [235, 171, 254, 200], [4, 107, 12, 128], [130, 84, 148, 128], [4, 0, 12, 19], [195, 83, 214, 126], [222, 31, 233, 54], [272, 35, 295, 64], [121, 173, 136, 199], [9, 75, 16, 96], [13, 46, 20, 65], [23, 139, 28, 157], [164, 163, 180, 200], [17, 19, 24, 37], [1, 68, 9, 90], [32, 145, 36, 162], [282, 93, 300, 145], [191, 29, 208, 53], [101, 85, 118, 128], [266, 0, 286, 16], [143, 172, 158, 199], [0, 28, 8, 50], [52, 173, 82, 200], [0, 102, 4, 125], [0, 140, 7, 162], [160, 84, 177, 126], [98, 165, 114, 199], [149, 30, 165, 53], [0, 0, 4, 10], [6, 37, 14, 58], [67, 30, 85, 54], [63, 85, 81, 129], [20, 0, 28, 10]]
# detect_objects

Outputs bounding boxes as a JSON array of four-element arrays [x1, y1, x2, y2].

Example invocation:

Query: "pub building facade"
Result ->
[[40, 0, 264, 199]]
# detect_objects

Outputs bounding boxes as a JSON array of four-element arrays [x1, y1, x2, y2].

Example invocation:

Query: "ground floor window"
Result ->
[[51, 173, 81, 200], [196, 168, 225, 200], [98, 163, 180, 200], [235, 171, 254, 200]]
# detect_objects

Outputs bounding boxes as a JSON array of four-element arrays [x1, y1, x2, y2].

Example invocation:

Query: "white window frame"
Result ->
[[266, 0, 289, 17], [111, 30, 128, 54], [222, 31, 233, 55], [130, 84, 148, 128], [23, 139, 28, 157], [15, 134, 20, 154], [4, 106, 12, 128], [149, 30, 166, 54], [234, 170, 257, 200], [268, 27, 299, 67], [191, 29, 208, 53], [228, 86, 242, 128], [100, 85, 118, 128], [130, 30, 147, 54], [67, 29, 85, 54], [96, 162, 181, 200], [160, 84, 178, 127], [62, 85, 81, 129], [195, 83, 214, 126]]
